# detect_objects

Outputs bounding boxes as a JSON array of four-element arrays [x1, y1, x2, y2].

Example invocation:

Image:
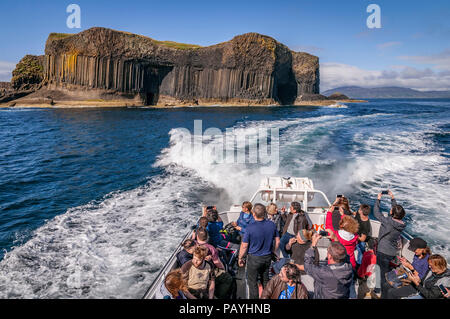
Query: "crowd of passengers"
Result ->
[[157, 191, 450, 300]]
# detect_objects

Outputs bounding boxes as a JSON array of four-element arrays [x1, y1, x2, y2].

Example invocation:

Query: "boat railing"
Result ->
[[142, 230, 193, 299], [250, 189, 331, 212]]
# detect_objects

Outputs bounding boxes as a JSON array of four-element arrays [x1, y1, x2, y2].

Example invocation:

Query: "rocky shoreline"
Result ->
[[0, 98, 367, 109], [1, 27, 367, 108]]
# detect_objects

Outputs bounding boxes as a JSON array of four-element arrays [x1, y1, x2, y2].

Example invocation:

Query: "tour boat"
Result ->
[[143, 176, 417, 299]]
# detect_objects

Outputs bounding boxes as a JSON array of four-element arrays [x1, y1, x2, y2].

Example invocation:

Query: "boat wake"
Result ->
[[0, 106, 448, 298], [324, 103, 348, 109]]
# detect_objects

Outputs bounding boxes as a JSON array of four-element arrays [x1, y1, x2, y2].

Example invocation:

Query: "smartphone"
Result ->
[[382, 191, 389, 195], [206, 206, 214, 210], [403, 267, 413, 275], [438, 284, 447, 294], [319, 231, 329, 237], [337, 195, 343, 198]]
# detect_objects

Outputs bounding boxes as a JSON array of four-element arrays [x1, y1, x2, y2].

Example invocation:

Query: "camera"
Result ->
[[319, 230, 329, 237]]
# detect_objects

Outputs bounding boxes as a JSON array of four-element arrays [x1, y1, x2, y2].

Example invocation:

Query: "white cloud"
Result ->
[[320, 62, 450, 92], [377, 41, 402, 50], [399, 49, 450, 71], [0, 61, 16, 82]]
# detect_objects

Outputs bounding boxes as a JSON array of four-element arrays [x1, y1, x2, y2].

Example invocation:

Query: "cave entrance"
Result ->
[[141, 64, 173, 106], [277, 83, 297, 105], [145, 92, 156, 106]]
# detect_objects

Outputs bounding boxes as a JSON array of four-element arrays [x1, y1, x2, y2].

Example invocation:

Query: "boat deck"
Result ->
[[145, 208, 418, 299], [143, 177, 422, 299]]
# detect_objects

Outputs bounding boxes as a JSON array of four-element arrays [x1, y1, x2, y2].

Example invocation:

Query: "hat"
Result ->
[[408, 238, 427, 252], [298, 230, 307, 242]]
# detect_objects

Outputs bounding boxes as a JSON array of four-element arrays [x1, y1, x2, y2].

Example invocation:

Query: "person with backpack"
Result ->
[[373, 190, 406, 298]]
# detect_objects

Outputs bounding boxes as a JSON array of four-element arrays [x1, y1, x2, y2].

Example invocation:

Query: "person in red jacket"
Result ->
[[325, 197, 353, 233], [326, 215, 360, 299], [326, 215, 360, 269]]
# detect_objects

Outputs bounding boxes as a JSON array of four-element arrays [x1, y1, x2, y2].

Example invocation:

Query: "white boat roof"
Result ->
[[259, 176, 315, 191], [249, 177, 331, 210]]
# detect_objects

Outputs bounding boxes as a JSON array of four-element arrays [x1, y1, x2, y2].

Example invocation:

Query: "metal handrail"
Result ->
[[250, 188, 331, 207]]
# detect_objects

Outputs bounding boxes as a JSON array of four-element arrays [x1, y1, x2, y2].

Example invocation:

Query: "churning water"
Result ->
[[0, 100, 448, 298]]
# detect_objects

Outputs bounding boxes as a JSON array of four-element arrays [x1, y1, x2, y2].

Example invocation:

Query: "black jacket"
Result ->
[[414, 269, 450, 299], [176, 250, 193, 268]]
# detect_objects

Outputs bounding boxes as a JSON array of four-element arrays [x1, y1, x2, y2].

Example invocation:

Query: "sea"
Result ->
[[0, 99, 448, 298]]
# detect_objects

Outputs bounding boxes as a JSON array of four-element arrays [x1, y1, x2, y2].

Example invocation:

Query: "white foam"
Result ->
[[346, 128, 449, 257], [156, 112, 449, 259], [0, 171, 210, 299], [323, 103, 348, 109], [155, 114, 351, 202], [0, 109, 448, 299]]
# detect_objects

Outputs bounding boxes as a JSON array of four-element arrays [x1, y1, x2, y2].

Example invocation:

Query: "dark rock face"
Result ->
[[0, 82, 12, 103], [40, 28, 320, 106], [292, 52, 320, 95], [12, 55, 44, 90], [0, 82, 11, 91], [0, 56, 45, 105], [327, 92, 349, 100]]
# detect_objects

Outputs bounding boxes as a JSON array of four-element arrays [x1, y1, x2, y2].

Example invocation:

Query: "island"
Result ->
[[0, 27, 363, 108]]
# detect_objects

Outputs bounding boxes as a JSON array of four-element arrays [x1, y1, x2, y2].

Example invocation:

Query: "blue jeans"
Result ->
[[280, 233, 295, 258], [356, 241, 366, 265], [349, 273, 357, 299]]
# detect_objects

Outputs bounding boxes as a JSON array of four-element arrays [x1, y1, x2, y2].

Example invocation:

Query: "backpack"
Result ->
[[385, 266, 412, 288]]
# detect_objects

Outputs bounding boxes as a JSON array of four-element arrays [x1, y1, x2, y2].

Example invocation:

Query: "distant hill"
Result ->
[[322, 86, 450, 99]]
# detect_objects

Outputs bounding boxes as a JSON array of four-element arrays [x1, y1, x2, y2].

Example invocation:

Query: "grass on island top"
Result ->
[[48, 30, 202, 50], [48, 33, 74, 40]]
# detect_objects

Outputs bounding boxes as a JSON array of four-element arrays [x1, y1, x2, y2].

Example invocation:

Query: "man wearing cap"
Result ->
[[386, 237, 432, 299], [272, 229, 319, 296]]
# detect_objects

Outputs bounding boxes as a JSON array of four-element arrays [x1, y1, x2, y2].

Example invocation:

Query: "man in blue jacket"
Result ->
[[231, 201, 254, 242]]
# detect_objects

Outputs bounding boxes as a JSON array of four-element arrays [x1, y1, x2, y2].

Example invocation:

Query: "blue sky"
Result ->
[[1, 0, 449, 91]]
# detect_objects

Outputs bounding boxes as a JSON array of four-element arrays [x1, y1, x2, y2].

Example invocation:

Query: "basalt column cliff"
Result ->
[[7, 28, 321, 107]]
